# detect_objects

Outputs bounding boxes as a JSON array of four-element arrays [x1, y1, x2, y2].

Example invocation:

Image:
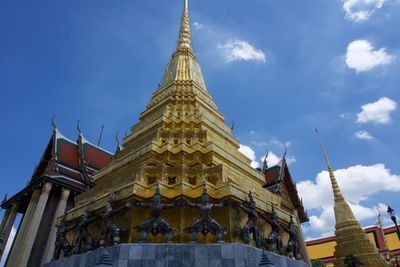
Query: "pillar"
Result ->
[[41, 188, 71, 264], [17, 182, 53, 267], [297, 217, 311, 265], [0, 208, 11, 236], [0, 202, 19, 259], [6, 189, 41, 267]]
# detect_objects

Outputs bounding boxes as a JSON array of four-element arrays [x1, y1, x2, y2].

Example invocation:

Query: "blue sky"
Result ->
[[0, 0, 399, 249]]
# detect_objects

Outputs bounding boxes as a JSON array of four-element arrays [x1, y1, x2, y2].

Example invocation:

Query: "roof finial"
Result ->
[[177, 0, 192, 50], [115, 132, 121, 152], [51, 116, 57, 130], [315, 128, 345, 201], [283, 144, 288, 159], [2, 193, 8, 205], [77, 120, 82, 135], [261, 149, 269, 173], [97, 124, 104, 147]]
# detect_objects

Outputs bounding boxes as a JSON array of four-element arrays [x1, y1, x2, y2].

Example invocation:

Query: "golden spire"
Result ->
[[315, 129, 345, 202], [315, 129, 389, 267], [158, 0, 208, 89], [177, 0, 192, 51]]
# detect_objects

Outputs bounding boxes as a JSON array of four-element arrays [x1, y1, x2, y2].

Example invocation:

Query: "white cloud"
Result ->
[[354, 130, 374, 140], [271, 140, 292, 148], [239, 145, 259, 168], [298, 164, 400, 235], [218, 40, 266, 63], [0, 226, 17, 266], [260, 150, 296, 167], [261, 151, 281, 167], [251, 141, 268, 147], [345, 40, 393, 72], [343, 0, 388, 22], [251, 139, 292, 150], [339, 112, 352, 120], [193, 22, 204, 30], [357, 97, 397, 124]]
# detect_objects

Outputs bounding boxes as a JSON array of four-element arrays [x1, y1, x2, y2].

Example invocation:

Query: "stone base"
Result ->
[[44, 243, 309, 267]]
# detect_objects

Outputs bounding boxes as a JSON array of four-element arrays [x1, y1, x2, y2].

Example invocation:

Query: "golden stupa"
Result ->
[[64, 0, 309, 258], [317, 131, 389, 267]]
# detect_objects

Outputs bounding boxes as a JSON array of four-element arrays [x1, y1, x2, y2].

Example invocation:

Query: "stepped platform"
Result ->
[[44, 243, 309, 267]]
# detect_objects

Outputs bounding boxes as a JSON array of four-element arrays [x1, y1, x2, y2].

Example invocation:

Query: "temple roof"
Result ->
[[263, 157, 309, 223], [1, 128, 112, 210]]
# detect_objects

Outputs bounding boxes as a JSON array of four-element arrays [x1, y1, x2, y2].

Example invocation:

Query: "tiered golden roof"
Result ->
[[65, 0, 307, 251]]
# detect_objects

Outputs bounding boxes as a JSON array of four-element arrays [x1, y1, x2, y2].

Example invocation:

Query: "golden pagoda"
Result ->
[[63, 0, 309, 258], [316, 130, 389, 267]]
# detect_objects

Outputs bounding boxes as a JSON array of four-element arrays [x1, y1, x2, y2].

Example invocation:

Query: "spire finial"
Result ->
[[177, 0, 192, 50], [51, 116, 57, 130], [376, 208, 382, 226], [315, 128, 345, 201]]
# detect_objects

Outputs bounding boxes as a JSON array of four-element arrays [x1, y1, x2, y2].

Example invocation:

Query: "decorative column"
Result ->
[[6, 189, 41, 267], [41, 188, 70, 264], [0, 202, 19, 259], [296, 217, 311, 265], [13, 182, 53, 267], [0, 208, 11, 236]]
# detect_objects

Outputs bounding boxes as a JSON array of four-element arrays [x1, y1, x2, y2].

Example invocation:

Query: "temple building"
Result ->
[[0, 126, 112, 267], [2, 0, 312, 266], [263, 153, 309, 224]]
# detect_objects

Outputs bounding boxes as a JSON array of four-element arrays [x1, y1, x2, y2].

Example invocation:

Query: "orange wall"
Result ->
[[386, 232, 400, 251], [308, 241, 336, 260]]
